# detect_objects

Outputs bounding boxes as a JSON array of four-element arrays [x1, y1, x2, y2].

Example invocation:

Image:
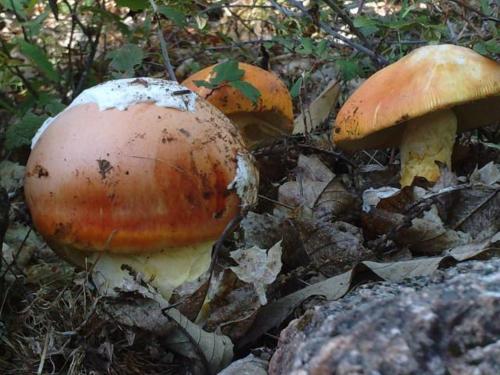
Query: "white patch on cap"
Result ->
[[408, 44, 471, 66], [31, 116, 56, 149], [31, 78, 197, 148], [227, 153, 259, 208], [71, 78, 197, 111]]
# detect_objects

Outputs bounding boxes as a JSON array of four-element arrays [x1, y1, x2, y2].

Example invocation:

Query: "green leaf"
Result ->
[[382, 18, 413, 30], [22, 11, 49, 37], [116, 0, 149, 11], [106, 43, 144, 75], [211, 60, 244, 85], [0, 0, 28, 19], [290, 77, 303, 98], [297, 37, 313, 55], [80, 6, 132, 36], [400, 4, 415, 19], [38, 93, 65, 115], [479, 0, 493, 16], [17, 40, 59, 82], [314, 39, 328, 58], [229, 81, 261, 104], [158, 5, 186, 27], [193, 79, 216, 89], [193, 60, 258, 103], [336, 59, 363, 81], [353, 16, 379, 36], [273, 36, 295, 52], [5, 112, 48, 150], [473, 40, 500, 56]]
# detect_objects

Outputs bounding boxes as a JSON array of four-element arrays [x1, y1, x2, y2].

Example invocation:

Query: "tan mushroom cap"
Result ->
[[25, 99, 250, 256], [333, 44, 500, 150], [182, 62, 293, 141]]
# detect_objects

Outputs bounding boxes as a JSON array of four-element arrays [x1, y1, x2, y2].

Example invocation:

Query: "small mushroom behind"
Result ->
[[182, 62, 293, 148], [25, 78, 259, 304], [333, 44, 500, 187]]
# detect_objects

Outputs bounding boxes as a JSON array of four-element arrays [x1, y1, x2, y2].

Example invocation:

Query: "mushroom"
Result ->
[[333, 44, 500, 186], [182, 62, 293, 148], [25, 78, 258, 302]]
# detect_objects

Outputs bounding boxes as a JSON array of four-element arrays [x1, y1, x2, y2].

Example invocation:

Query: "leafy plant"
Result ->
[[193, 60, 261, 104], [106, 43, 145, 77], [5, 112, 48, 151]]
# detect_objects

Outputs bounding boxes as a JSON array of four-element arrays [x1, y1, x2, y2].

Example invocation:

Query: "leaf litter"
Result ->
[[2, 88, 500, 374], [3, 154, 500, 374]]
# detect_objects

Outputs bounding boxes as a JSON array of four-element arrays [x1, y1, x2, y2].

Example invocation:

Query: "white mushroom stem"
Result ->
[[399, 109, 457, 187]]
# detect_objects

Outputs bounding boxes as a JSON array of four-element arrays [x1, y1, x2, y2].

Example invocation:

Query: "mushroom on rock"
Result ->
[[25, 78, 258, 301], [333, 44, 500, 186], [182, 62, 293, 148]]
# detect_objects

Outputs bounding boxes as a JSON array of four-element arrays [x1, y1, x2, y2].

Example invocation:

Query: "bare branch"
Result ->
[[272, 0, 388, 66], [322, 0, 372, 47], [449, 0, 500, 23], [73, 25, 102, 99], [149, 0, 177, 82]]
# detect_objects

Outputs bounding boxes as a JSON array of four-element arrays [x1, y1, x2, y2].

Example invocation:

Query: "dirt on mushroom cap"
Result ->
[[24, 99, 255, 256]]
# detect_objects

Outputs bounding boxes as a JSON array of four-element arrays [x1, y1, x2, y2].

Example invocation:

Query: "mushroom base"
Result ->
[[59, 241, 214, 300], [400, 109, 457, 187]]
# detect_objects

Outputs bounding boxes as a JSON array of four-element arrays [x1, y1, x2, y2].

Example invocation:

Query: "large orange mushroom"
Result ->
[[333, 44, 500, 186], [25, 78, 258, 299], [183, 62, 293, 148]]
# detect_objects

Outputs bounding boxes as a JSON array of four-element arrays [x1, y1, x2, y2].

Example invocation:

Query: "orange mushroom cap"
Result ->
[[333, 44, 500, 150], [25, 78, 258, 259], [182, 62, 293, 146]]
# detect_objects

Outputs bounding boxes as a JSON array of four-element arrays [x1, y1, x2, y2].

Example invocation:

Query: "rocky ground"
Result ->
[[268, 259, 500, 375], [223, 258, 500, 375]]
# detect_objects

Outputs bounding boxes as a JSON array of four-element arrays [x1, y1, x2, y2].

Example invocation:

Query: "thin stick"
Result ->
[[449, 0, 500, 22], [37, 326, 53, 375], [272, 0, 388, 66], [149, 0, 177, 81], [322, 0, 372, 47]]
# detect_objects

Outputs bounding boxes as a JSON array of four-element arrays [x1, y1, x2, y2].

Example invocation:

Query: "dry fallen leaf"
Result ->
[[296, 220, 373, 276], [362, 185, 471, 254], [293, 78, 340, 134], [362, 186, 400, 212], [100, 270, 234, 375], [469, 162, 500, 186], [313, 178, 360, 222], [238, 231, 500, 350], [230, 241, 283, 305], [240, 211, 283, 249], [278, 155, 334, 214], [277, 154, 356, 221], [238, 232, 500, 348], [204, 277, 261, 341], [448, 185, 500, 238]]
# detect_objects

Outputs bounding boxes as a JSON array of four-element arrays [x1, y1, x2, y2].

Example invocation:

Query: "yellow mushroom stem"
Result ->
[[91, 240, 214, 299], [52, 239, 214, 300], [399, 109, 457, 187]]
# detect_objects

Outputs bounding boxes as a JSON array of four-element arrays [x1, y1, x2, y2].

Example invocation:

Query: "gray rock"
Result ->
[[218, 354, 268, 375], [269, 260, 500, 375]]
